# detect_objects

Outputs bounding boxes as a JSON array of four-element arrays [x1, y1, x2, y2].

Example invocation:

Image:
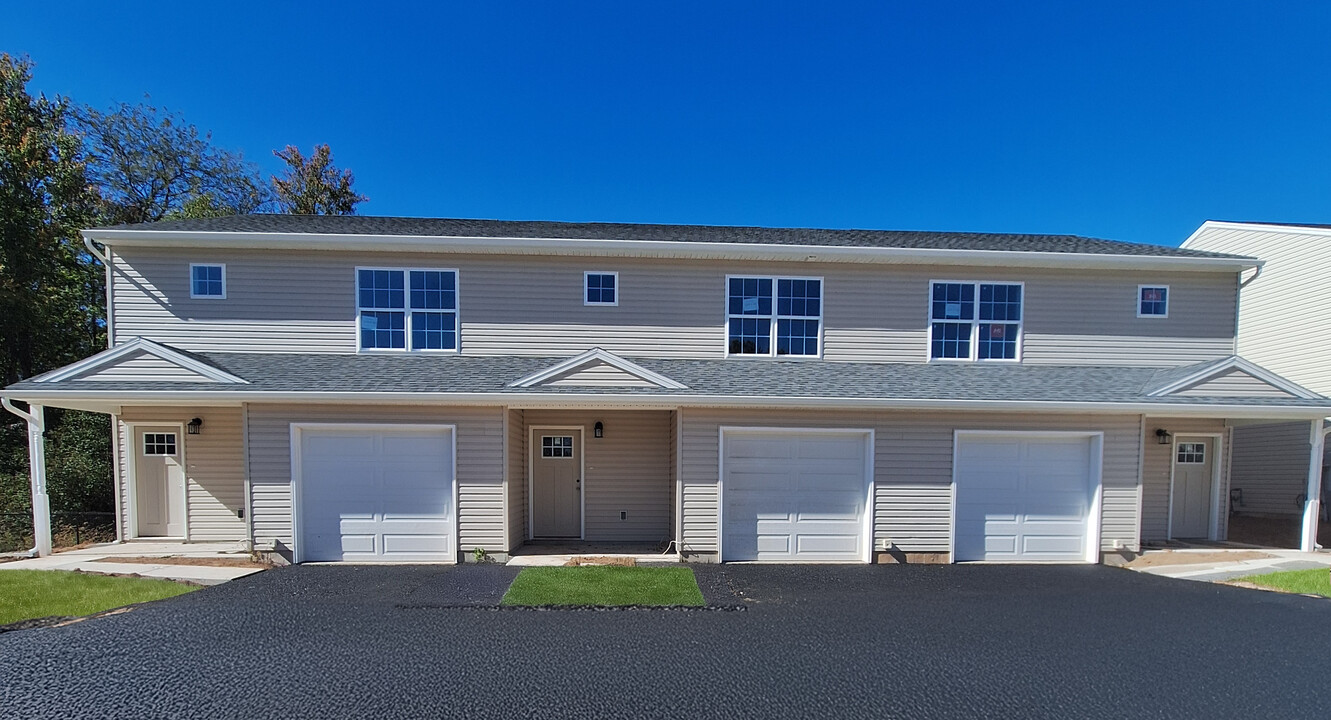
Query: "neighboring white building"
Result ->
[[1183, 221, 1331, 545]]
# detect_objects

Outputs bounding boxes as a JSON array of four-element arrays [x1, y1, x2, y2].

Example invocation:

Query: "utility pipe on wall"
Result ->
[[1, 398, 50, 556]]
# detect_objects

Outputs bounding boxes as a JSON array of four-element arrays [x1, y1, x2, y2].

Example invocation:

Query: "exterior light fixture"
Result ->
[[1154, 428, 1172, 445], [594, 421, 604, 439], [187, 417, 203, 435]]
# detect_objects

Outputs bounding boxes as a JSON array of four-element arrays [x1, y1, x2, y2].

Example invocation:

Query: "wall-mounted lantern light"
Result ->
[[187, 417, 203, 435], [594, 421, 604, 439], [1154, 428, 1172, 445]]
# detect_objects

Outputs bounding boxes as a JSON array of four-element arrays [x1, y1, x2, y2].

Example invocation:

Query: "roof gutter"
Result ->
[[81, 229, 1261, 273], [3, 389, 1328, 419]]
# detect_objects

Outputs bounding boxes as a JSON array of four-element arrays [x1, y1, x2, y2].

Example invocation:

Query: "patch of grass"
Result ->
[[501, 566, 704, 607], [0, 570, 197, 625], [1234, 568, 1331, 598]]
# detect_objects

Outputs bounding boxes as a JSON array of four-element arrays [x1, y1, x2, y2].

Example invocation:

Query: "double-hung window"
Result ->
[[929, 281, 1023, 361], [727, 276, 822, 356], [356, 268, 458, 351]]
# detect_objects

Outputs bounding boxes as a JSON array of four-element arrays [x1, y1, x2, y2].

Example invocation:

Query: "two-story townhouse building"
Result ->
[[4, 215, 1329, 563], [1183, 221, 1331, 550]]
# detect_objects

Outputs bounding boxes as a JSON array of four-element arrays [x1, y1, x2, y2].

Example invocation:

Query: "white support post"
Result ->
[[1, 398, 50, 557], [1301, 419, 1326, 553]]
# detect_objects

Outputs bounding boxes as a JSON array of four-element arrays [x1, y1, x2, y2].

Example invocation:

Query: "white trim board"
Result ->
[[288, 423, 458, 564]]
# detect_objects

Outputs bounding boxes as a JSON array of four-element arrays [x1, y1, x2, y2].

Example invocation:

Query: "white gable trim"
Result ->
[[507, 348, 687, 390], [34, 337, 249, 385], [1148, 356, 1319, 400]]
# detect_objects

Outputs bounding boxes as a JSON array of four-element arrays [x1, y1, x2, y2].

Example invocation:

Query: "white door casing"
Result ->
[[529, 427, 583, 538], [130, 425, 186, 538], [1170, 436, 1217, 540], [292, 424, 456, 563], [720, 428, 873, 563], [952, 431, 1104, 564]]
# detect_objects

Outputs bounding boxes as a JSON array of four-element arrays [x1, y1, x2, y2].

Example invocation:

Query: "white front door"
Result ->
[[954, 434, 1098, 563], [1171, 438, 1214, 539], [722, 430, 870, 563], [297, 426, 455, 563], [135, 428, 186, 538], [531, 430, 582, 538]]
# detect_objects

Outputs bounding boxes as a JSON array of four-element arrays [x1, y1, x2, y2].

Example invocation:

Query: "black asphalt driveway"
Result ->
[[3, 564, 1329, 719]]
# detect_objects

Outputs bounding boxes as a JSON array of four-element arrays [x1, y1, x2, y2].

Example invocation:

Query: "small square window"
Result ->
[[1139, 286, 1168, 317], [1176, 442, 1205, 464], [190, 264, 225, 299], [541, 435, 574, 458], [585, 272, 618, 306], [143, 433, 177, 456]]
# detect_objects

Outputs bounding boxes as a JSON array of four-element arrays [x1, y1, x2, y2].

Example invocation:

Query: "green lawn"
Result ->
[[1234, 568, 1331, 598], [501, 566, 704, 607], [0, 570, 197, 625]]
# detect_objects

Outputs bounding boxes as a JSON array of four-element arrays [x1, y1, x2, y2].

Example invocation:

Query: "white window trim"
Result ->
[[354, 266, 461, 354], [723, 274, 825, 359], [926, 279, 1025, 363], [583, 271, 619, 307], [1137, 284, 1169, 318], [189, 263, 226, 299]]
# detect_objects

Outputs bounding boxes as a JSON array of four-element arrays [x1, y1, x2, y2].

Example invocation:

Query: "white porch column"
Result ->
[[1, 399, 50, 556], [1301, 419, 1327, 553]]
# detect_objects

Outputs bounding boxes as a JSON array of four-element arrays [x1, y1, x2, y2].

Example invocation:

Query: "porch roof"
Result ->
[[5, 349, 1330, 415]]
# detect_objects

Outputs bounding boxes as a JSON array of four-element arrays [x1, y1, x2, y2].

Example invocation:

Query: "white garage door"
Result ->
[[722, 430, 870, 563], [954, 433, 1099, 563], [297, 426, 454, 563]]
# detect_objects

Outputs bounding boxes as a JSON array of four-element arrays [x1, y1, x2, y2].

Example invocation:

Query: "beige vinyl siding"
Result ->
[[1185, 226, 1331, 394], [1229, 421, 1315, 517], [246, 404, 505, 556], [679, 409, 1143, 556], [70, 350, 217, 382], [1174, 369, 1296, 398], [111, 247, 1235, 366], [544, 363, 659, 387], [119, 407, 246, 542], [523, 410, 672, 542], [507, 409, 526, 550], [1140, 417, 1228, 542]]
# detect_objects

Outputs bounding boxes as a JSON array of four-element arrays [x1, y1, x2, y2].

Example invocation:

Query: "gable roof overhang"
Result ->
[[508, 348, 688, 389], [1146, 356, 1321, 400], [30, 337, 249, 385]]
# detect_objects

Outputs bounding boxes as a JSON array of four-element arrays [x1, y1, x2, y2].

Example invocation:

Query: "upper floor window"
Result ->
[[356, 268, 458, 351], [727, 276, 822, 357], [1138, 286, 1168, 318], [929, 281, 1023, 361], [190, 264, 226, 299], [584, 272, 618, 306]]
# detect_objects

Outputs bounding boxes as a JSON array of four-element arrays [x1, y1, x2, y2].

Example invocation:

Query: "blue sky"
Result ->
[[5, 2, 1330, 245]]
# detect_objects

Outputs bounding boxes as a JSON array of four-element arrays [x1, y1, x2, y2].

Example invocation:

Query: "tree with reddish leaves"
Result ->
[[271, 144, 367, 215]]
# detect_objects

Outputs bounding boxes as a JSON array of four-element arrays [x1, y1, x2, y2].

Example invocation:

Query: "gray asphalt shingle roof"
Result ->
[[6, 352, 1324, 407], [96, 215, 1247, 260]]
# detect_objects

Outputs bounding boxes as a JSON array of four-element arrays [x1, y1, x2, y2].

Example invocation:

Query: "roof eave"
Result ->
[[82, 229, 1259, 272], [3, 389, 1327, 419]]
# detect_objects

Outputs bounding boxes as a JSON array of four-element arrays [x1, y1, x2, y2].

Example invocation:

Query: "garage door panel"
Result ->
[[723, 430, 869, 563], [954, 434, 1097, 563], [299, 427, 454, 563]]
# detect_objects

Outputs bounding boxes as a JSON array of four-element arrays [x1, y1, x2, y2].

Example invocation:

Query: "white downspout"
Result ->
[[1301, 419, 1329, 553], [2, 398, 50, 557]]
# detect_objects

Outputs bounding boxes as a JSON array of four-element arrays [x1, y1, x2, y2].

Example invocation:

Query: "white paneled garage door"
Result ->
[[722, 429, 871, 563], [953, 433, 1101, 563], [296, 425, 455, 563]]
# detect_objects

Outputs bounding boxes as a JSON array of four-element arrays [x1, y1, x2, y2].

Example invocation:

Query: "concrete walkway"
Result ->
[[0, 541, 267, 585], [1129, 548, 1331, 583]]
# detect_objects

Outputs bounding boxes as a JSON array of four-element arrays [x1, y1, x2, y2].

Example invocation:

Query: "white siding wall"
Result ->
[[111, 247, 1237, 366], [1185, 226, 1331, 394], [118, 407, 246, 542], [522, 410, 673, 542], [1140, 417, 1229, 542], [679, 409, 1143, 557], [246, 404, 505, 557]]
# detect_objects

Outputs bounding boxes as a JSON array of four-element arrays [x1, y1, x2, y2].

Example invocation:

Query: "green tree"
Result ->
[[75, 100, 269, 224], [0, 54, 112, 549], [271, 144, 367, 215]]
